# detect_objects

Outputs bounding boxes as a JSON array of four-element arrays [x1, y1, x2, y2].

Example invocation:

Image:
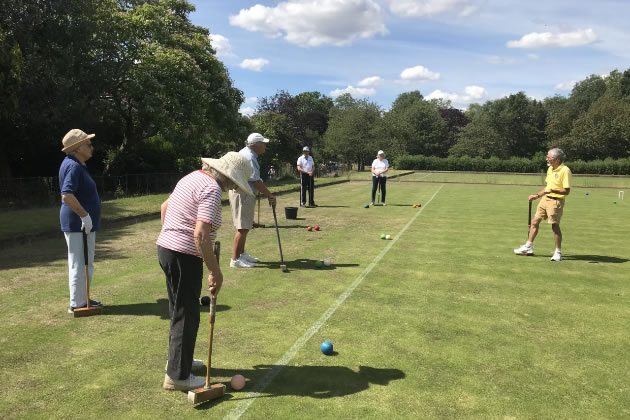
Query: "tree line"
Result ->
[[2, 0, 630, 179]]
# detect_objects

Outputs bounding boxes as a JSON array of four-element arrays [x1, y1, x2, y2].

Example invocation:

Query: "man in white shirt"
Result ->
[[229, 133, 277, 268], [297, 146, 316, 207]]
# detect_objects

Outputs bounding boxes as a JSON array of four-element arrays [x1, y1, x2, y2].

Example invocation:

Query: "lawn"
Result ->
[[1, 176, 629, 419]]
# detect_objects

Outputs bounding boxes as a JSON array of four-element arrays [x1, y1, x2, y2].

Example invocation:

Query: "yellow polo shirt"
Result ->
[[545, 164, 571, 199]]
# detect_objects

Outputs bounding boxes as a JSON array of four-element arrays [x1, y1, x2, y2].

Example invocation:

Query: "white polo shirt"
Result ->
[[297, 155, 315, 172], [372, 158, 389, 177]]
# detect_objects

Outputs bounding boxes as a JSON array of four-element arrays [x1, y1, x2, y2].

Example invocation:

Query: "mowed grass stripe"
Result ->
[[226, 185, 444, 419]]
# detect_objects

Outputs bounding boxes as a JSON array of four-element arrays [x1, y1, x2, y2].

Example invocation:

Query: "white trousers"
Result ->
[[64, 232, 96, 308]]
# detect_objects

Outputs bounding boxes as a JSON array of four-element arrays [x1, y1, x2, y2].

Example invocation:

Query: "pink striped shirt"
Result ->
[[157, 170, 222, 256]]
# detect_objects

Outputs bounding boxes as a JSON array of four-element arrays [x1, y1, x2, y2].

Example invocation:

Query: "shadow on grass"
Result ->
[[254, 258, 359, 272], [102, 298, 231, 319], [194, 364, 405, 410], [562, 255, 629, 264], [304, 205, 350, 208]]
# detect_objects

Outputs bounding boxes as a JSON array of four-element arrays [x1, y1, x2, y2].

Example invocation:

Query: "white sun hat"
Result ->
[[246, 132, 270, 145], [377, 150, 385, 156], [201, 152, 254, 196]]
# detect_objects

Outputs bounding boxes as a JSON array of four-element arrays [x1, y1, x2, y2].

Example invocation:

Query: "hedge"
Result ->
[[396, 155, 630, 175]]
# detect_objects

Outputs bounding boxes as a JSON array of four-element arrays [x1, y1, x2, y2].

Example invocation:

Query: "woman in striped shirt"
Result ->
[[157, 152, 253, 391]]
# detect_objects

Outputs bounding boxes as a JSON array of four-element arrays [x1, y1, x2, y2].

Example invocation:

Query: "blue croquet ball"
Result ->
[[585, 192, 589, 196], [200, 295, 210, 306], [320, 341, 333, 355], [364, 204, 369, 208]]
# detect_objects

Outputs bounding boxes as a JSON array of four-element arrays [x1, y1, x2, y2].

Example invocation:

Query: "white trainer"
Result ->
[[514, 244, 534, 255], [165, 358, 204, 371], [240, 251, 259, 263], [550, 251, 562, 262], [163, 373, 205, 391], [230, 257, 255, 268], [382, 202, 386, 206]]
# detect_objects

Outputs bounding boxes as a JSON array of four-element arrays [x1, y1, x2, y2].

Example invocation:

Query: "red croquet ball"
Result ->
[[314, 225, 320, 231]]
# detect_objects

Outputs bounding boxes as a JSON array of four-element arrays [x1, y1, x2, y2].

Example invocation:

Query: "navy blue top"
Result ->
[[59, 155, 101, 232]]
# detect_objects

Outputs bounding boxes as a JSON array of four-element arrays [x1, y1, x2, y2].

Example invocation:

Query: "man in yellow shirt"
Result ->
[[514, 148, 571, 261]]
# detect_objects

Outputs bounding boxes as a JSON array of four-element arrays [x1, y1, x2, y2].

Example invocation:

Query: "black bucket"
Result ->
[[284, 207, 298, 219]]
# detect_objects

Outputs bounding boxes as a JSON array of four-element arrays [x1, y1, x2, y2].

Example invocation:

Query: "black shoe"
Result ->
[[309, 203, 317, 207]]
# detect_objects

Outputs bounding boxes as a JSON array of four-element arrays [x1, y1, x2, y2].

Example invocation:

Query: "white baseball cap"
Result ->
[[377, 150, 385, 156], [303, 146, 310, 152], [247, 133, 270, 145]]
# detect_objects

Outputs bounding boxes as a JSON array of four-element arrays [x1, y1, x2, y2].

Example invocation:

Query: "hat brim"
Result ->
[[62, 133, 95, 153], [201, 157, 254, 197]]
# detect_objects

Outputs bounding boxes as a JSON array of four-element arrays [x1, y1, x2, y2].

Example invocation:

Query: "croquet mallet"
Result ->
[[528, 200, 532, 236], [188, 241, 226, 404], [271, 205, 287, 272], [73, 230, 103, 318], [253, 193, 265, 228]]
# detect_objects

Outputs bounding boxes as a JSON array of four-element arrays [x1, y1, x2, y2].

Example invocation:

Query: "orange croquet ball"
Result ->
[[307, 226, 313, 231]]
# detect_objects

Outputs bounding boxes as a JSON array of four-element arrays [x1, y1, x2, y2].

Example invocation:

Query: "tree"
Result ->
[[449, 113, 509, 158], [323, 97, 383, 169], [552, 95, 630, 160], [383, 91, 449, 157]]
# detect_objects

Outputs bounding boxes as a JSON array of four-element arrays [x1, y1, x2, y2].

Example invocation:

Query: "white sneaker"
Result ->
[[163, 373, 205, 391], [230, 257, 255, 268], [241, 251, 259, 263], [514, 244, 534, 255], [550, 251, 562, 262], [165, 359, 204, 371], [382, 202, 386, 206], [370, 202, 374, 206]]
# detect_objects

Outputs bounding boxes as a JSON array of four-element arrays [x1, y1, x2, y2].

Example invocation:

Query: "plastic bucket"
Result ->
[[284, 207, 298, 219]]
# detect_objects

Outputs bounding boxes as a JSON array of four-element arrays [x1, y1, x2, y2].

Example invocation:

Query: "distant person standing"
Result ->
[[229, 133, 277, 268], [58, 129, 103, 313], [157, 152, 253, 391], [514, 148, 571, 261], [297, 146, 316, 207], [371, 150, 389, 206]]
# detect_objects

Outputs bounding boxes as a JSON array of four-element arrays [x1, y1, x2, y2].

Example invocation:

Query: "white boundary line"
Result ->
[[225, 185, 445, 419]]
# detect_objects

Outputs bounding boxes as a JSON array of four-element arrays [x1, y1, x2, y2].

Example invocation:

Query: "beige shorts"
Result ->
[[535, 196, 564, 224], [229, 189, 255, 230]]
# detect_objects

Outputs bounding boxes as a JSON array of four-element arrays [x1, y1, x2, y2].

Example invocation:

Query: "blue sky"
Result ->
[[189, 0, 630, 114]]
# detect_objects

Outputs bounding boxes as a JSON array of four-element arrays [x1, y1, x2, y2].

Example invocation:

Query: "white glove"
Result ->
[[80, 214, 93, 234]]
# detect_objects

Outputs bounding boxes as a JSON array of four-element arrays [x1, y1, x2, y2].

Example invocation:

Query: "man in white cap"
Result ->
[[297, 146, 316, 207], [158, 151, 254, 391], [371, 150, 389, 205], [229, 133, 277, 268], [59, 129, 103, 313]]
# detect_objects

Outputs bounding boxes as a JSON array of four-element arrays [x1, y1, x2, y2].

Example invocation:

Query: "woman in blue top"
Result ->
[[59, 129, 102, 313]]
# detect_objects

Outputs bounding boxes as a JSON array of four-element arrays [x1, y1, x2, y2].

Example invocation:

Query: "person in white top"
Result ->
[[371, 150, 389, 205], [297, 146, 316, 207]]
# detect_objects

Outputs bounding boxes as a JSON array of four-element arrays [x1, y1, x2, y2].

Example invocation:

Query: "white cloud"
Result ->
[[554, 81, 577, 90], [209, 34, 233, 56], [507, 28, 597, 49], [388, 0, 479, 17], [229, 0, 387, 47], [244, 97, 259, 104], [527, 53, 540, 60], [358, 76, 384, 87], [484, 55, 520, 65], [240, 106, 256, 116], [240, 58, 269, 72], [426, 85, 487, 104], [329, 85, 376, 98], [399, 65, 440, 82]]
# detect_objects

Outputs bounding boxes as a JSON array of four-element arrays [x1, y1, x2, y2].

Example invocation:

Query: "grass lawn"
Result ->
[[1, 175, 629, 419]]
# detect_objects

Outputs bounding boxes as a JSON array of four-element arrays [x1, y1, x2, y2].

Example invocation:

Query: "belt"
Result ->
[[545, 195, 562, 200]]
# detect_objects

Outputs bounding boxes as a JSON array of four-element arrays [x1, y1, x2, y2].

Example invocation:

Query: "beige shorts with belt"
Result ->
[[229, 189, 256, 230], [535, 195, 564, 224]]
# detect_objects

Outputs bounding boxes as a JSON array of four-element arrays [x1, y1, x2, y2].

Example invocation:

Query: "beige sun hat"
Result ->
[[62, 129, 95, 153], [201, 152, 254, 197]]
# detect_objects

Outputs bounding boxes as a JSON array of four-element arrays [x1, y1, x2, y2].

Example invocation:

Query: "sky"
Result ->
[[189, 0, 630, 115]]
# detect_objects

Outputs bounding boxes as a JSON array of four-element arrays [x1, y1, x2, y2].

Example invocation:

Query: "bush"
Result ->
[[397, 155, 630, 175]]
